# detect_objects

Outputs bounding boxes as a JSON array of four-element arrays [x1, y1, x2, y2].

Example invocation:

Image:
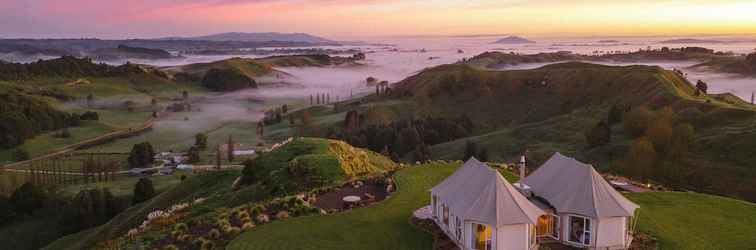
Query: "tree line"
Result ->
[[329, 110, 473, 162], [0, 90, 83, 149], [0, 56, 146, 81]]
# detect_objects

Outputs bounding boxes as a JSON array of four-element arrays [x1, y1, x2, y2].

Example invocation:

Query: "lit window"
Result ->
[[471, 223, 492, 250], [443, 206, 449, 225]]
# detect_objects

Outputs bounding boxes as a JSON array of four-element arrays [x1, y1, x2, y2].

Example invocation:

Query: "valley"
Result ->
[[1, 34, 755, 250]]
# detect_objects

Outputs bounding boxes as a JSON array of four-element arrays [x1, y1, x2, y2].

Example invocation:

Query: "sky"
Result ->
[[1, 0, 756, 39]]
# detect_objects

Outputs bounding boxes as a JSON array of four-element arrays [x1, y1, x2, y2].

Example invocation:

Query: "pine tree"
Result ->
[[227, 135, 235, 163]]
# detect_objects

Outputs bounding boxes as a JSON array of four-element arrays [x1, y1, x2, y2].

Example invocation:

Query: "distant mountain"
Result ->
[[493, 36, 536, 44], [162, 32, 338, 44], [659, 38, 728, 44]]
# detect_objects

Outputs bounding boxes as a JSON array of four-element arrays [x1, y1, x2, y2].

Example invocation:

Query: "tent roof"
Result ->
[[431, 158, 544, 226], [520, 153, 639, 218]]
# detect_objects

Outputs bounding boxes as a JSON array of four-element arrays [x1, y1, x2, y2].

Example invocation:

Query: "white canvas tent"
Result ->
[[430, 158, 545, 250], [520, 153, 640, 249]]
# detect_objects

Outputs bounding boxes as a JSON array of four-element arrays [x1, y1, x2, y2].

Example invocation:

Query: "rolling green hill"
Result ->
[[166, 57, 274, 81], [337, 62, 756, 202], [44, 138, 396, 250]]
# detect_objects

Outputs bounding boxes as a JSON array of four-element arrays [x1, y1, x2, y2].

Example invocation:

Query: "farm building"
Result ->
[[429, 154, 639, 250]]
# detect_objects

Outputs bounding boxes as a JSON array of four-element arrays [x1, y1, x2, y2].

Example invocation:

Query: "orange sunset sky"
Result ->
[[2, 0, 756, 39]]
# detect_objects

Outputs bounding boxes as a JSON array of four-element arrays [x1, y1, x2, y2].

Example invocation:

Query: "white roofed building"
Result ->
[[430, 158, 545, 250], [428, 154, 640, 250]]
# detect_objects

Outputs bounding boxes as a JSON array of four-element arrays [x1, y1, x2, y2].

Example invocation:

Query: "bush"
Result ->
[[208, 228, 221, 239], [9, 182, 47, 215], [585, 120, 611, 148], [128, 142, 155, 168], [132, 178, 155, 205], [80, 111, 99, 121], [275, 210, 290, 220], [623, 106, 654, 138], [12, 148, 30, 161], [625, 137, 658, 182]]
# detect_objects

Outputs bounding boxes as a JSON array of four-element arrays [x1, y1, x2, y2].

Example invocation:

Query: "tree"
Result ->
[[608, 104, 623, 125], [86, 93, 94, 107], [478, 148, 490, 162], [585, 120, 611, 148], [187, 146, 200, 163], [13, 148, 30, 161], [668, 123, 695, 160], [282, 104, 288, 114], [132, 178, 155, 205], [622, 106, 654, 138], [182, 90, 189, 100], [747, 52, 756, 67], [695, 80, 708, 95], [127, 142, 155, 169], [413, 143, 431, 162], [463, 141, 479, 160], [240, 159, 257, 185], [227, 135, 235, 162], [195, 133, 208, 150], [10, 182, 47, 215], [625, 137, 658, 182], [646, 119, 674, 156], [60, 188, 124, 234], [0, 195, 16, 226]]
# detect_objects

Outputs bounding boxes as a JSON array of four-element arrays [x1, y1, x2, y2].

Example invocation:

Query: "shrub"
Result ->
[[9, 182, 47, 214], [171, 230, 182, 239], [12, 148, 30, 161], [208, 228, 221, 239], [256, 213, 270, 224], [275, 210, 290, 220], [622, 106, 654, 138], [201, 240, 215, 250], [128, 142, 155, 168], [174, 223, 188, 232], [585, 120, 611, 148], [242, 222, 255, 230], [178, 234, 193, 242], [163, 245, 179, 250], [132, 178, 155, 205], [224, 226, 241, 236]]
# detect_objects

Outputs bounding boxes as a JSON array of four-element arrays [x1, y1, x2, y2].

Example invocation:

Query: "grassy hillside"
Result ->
[[229, 161, 459, 250], [43, 171, 242, 250], [333, 62, 756, 202], [165, 57, 274, 81], [245, 138, 396, 195], [44, 138, 396, 250], [626, 192, 756, 250]]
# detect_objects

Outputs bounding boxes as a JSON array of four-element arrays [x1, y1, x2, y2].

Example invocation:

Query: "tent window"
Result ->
[[443, 206, 449, 225], [537, 214, 560, 240], [551, 214, 560, 239], [471, 223, 492, 250], [568, 216, 592, 245]]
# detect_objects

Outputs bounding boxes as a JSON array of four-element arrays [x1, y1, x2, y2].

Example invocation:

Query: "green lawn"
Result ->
[[228, 161, 460, 250], [626, 192, 756, 250]]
